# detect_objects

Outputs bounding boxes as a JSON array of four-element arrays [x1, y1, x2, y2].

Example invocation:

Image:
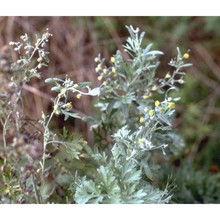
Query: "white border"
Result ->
[[0, 204, 219, 220], [0, 0, 219, 16]]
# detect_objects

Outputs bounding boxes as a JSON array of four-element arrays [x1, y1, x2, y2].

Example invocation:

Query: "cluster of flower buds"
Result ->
[[94, 55, 118, 86]]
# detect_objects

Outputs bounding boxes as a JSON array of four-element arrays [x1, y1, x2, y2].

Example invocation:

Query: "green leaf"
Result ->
[[88, 87, 100, 96], [61, 110, 81, 121]]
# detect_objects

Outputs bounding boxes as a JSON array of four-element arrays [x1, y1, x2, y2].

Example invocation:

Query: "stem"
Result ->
[[31, 174, 41, 204], [42, 110, 55, 172]]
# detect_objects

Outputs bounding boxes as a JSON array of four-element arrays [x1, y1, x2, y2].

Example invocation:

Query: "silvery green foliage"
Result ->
[[71, 26, 191, 204]]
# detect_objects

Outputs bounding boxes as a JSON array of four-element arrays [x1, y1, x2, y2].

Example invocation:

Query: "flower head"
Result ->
[[165, 73, 171, 79], [76, 94, 81, 99], [111, 57, 115, 63], [139, 117, 144, 123], [183, 53, 189, 59], [148, 110, 154, 117], [155, 100, 160, 107], [168, 102, 175, 109], [60, 88, 66, 95], [103, 69, 107, 74], [151, 86, 157, 91], [112, 67, 116, 73], [73, 84, 79, 88]]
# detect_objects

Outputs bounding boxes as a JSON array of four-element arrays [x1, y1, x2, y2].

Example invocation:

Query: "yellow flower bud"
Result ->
[[103, 69, 107, 74], [94, 57, 99, 62], [73, 84, 79, 88], [143, 95, 149, 100], [54, 105, 59, 111], [165, 73, 171, 79], [60, 88, 66, 94], [66, 102, 72, 109], [111, 57, 115, 63], [76, 94, 81, 99], [148, 110, 154, 117], [97, 76, 102, 81], [151, 86, 157, 91], [138, 138, 144, 144], [168, 102, 175, 109], [103, 81, 107, 86], [155, 100, 160, 107], [112, 67, 116, 73], [139, 117, 144, 123], [64, 102, 72, 111], [183, 53, 189, 59]]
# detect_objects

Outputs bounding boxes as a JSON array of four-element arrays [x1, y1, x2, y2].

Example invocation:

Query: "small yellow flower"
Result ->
[[143, 95, 149, 100], [138, 138, 144, 144], [112, 67, 116, 73], [4, 188, 10, 194], [148, 110, 154, 117], [183, 53, 189, 59], [66, 102, 72, 109], [97, 76, 102, 81], [73, 84, 79, 88], [168, 102, 175, 109], [54, 105, 60, 115], [60, 88, 66, 95], [54, 105, 59, 111], [103, 69, 107, 74], [165, 73, 171, 79], [151, 86, 157, 91], [139, 117, 144, 123], [155, 100, 160, 107], [94, 57, 99, 62], [103, 81, 107, 86], [76, 94, 81, 99], [111, 57, 115, 63], [144, 107, 148, 112]]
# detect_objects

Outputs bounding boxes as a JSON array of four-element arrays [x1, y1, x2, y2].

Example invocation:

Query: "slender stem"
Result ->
[[42, 110, 55, 172], [31, 174, 41, 204]]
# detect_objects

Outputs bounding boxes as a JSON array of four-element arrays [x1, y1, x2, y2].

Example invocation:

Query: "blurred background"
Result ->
[[0, 16, 220, 203]]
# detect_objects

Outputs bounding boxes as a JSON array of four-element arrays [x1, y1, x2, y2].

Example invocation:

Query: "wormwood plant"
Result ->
[[0, 25, 191, 204]]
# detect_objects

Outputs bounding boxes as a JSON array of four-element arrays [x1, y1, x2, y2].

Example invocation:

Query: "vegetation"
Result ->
[[0, 17, 219, 204]]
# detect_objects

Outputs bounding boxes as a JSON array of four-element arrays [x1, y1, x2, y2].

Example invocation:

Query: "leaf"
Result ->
[[61, 110, 81, 121], [157, 113, 172, 126], [140, 159, 153, 181], [45, 78, 64, 83], [180, 63, 193, 68], [51, 86, 61, 92], [145, 50, 164, 56], [88, 87, 100, 96]]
